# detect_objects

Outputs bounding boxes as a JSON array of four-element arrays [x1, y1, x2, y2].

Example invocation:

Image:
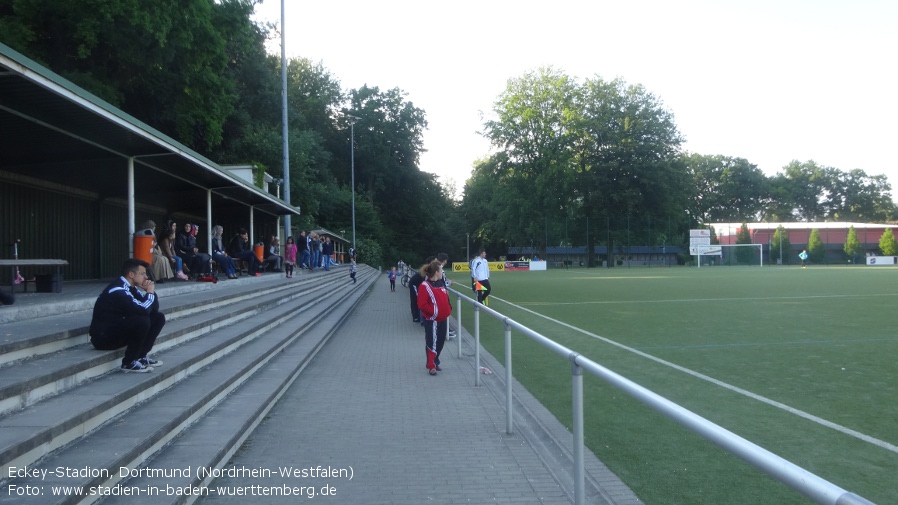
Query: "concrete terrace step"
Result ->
[[97, 274, 374, 505], [0, 267, 375, 481], [0, 271, 351, 416], [0, 267, 377, 505], [0, 272, 332, 365]]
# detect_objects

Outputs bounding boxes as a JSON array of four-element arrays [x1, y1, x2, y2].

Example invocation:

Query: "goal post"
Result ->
[[694, 244, 764, 267]]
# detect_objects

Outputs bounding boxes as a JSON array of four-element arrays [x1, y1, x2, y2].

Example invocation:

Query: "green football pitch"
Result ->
[[447, 265, 897, 505]]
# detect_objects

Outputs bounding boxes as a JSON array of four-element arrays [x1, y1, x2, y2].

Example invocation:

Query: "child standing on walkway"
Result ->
[[417, 259, 451, 376], [284, 236, 297, 278], [388, 267, 397, 292], [350, 259, 357, 283]]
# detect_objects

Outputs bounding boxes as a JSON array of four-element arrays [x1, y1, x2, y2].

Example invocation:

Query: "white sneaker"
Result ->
[[121, 360, 153, 373], [139, 357, 163, 367]]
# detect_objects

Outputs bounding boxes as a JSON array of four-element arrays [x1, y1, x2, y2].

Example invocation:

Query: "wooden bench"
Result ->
[[0, 259, 69, 293]]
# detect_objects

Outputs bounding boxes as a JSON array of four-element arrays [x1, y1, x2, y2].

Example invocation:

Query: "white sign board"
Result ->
[[690, 245, 722, 256], [690, 237, 711, 246], [690, 229, 711, 238], [866, 256, 897, 266]]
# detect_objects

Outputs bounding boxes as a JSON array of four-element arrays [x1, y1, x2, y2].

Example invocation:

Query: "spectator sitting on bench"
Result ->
[[139, 220, 174, 283], [262, 235, 283, 272], [176, 222, 211, 278], [89, 258, 165, 373], [228, 228, 263, 276], [210, 225, 238, 279], [158, 228, 188, 280]]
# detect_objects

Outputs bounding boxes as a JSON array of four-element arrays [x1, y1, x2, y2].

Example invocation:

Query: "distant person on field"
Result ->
[[89, 258, 165, 373], [472, 249, 492, 304], [799, 249, 809, 268]]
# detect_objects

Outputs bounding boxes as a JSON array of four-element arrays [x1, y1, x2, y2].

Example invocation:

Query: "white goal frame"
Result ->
[[696, 244, 764, 267]]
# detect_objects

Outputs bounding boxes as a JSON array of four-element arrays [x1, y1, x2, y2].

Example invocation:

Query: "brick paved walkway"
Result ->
[[198, 282, 641, 505]]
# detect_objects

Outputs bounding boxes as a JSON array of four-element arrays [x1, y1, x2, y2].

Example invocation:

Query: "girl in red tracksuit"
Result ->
[[417, 259, 452, 376]]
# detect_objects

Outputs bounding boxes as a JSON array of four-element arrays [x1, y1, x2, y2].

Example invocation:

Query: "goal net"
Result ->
[[695, 244, 764, 267]]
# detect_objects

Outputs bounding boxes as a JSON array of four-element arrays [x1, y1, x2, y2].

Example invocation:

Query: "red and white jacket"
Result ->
[[417, 278, 451, 322]]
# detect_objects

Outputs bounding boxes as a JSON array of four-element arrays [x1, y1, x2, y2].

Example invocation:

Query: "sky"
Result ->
[[252, 0, 897, 197]]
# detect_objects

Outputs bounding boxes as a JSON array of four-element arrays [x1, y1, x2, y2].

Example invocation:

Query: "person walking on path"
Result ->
[[89, 258, 165, 373], [349, 258, 357, 283], [388, 267, 397, 292], [417, 259, 452, 376], [472, 249, 492, 304]]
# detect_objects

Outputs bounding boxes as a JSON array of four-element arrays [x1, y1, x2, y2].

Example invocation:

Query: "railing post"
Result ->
[[570, 354, 585, 505], [456, 292, 462, 357], [505, 321, 514, 435], [474, 305, 481, 387]]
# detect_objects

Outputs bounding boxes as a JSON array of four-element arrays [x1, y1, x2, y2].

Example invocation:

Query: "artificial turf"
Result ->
[[448, 265, 898, 505]]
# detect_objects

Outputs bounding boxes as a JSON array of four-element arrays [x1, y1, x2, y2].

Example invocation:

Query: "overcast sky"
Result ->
[[253, 0, 897, 197]]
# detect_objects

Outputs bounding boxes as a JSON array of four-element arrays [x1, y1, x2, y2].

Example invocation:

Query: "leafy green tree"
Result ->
[[771, 225, 792, 264], [878, 228, 898, 256], [735, 222, 754, 264], [807, 229, 825, 264], [481, 67, 579, 252], [574, 77, 687, 266], [824, 169, 897, 222], [844, 226, 862, 263], [0, 0, 246, 150], [779, 161, 829, 221], [764, 161, 896, 223], [685, 154, 769, 224], [478, 68, 686, 267]]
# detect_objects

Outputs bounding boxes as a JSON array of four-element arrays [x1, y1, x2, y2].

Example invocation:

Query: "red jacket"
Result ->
[[417, 278, 451, 322]]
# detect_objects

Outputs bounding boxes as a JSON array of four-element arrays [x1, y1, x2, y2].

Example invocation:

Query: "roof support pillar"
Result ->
[[128, 157, 135, 257], [206, 190, 213, 256]]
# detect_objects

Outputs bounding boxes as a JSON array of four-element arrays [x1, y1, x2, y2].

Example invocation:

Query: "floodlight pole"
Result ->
[[280, 0, 291, 241], [349, 115, 361, 252]]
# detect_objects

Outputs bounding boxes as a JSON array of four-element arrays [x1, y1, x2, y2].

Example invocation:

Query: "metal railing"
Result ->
[[449, 287, 876, 505]]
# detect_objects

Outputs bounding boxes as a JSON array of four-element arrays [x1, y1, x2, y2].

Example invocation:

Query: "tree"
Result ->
[[478, 68, 687, 267], [825, 169, 897, 222], [844, 226, 862, 263], [764, 161, 897, 223], [481, 67, 580, 252], [878, 228, 898, 256], [778, 161, 829, 221], [685, 154, 769, 224], [771, 225, 791, 264], [734, 222, 754, 264], [574, 77, 687, 266], [807, 229, 825, 264]]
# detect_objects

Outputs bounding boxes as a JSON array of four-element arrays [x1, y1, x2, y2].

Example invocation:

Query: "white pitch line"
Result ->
[[517, 292, 898, 306], [493, 295, 898, 456]]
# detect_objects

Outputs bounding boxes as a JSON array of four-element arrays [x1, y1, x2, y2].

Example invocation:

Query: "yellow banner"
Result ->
[[452, 262, 504, 272]]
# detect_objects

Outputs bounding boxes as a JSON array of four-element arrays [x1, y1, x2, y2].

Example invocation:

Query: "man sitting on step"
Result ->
[[89, 258, 166, 373]]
